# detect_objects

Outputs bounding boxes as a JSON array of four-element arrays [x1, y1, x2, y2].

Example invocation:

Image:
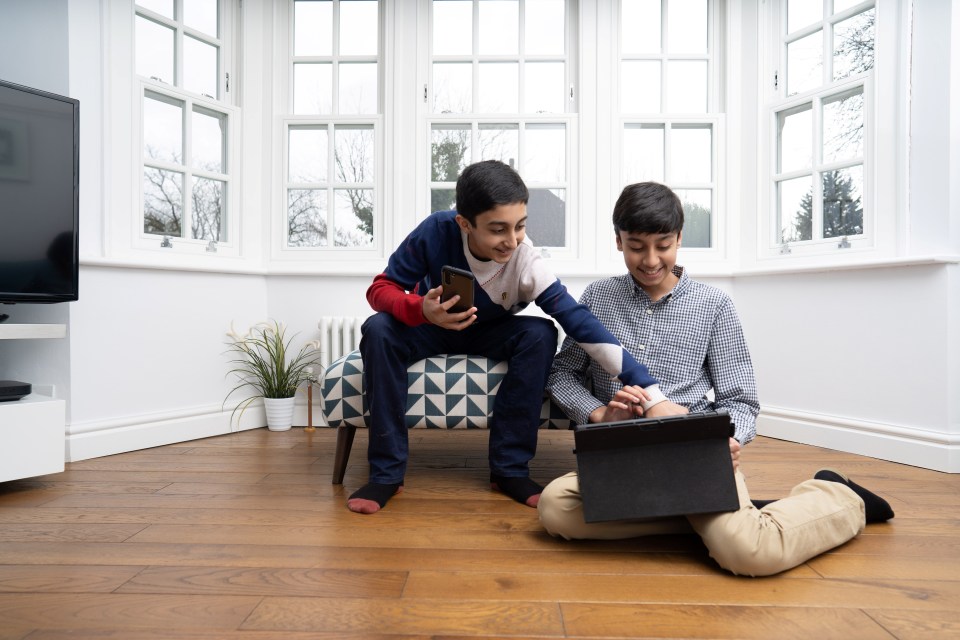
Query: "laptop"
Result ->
[[573, 410, 740, 523]]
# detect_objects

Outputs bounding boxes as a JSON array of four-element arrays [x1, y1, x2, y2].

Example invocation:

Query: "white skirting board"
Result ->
[[758, 406, 959, 473], [65, 401, 329, 462]]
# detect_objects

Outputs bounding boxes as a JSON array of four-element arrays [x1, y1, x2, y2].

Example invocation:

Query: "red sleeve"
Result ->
[[366, 273, 427, 326]]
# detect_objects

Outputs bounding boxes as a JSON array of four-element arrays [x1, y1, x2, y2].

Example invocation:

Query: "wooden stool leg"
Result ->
[[332, 425, 357, 484]]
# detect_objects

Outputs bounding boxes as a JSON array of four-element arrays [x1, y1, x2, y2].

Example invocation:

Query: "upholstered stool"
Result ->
[[319, 349, 574, 483]]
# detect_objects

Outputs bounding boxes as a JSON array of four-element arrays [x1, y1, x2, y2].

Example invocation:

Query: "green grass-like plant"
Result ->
[[224, 320, 320, 422]]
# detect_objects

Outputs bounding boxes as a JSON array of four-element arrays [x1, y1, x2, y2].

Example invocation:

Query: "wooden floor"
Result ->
[[0, 427, 958, 640]]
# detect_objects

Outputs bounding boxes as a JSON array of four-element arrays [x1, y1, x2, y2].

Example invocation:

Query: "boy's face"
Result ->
[[616, 229, 682, 298], [456, 202, 527, 263]]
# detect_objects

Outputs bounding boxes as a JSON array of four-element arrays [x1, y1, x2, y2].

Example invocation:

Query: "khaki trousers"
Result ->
[[538, 469, 865, 576]]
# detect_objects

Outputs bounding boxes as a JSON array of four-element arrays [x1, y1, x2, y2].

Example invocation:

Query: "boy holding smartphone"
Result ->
[[351, 160, 686, 514]]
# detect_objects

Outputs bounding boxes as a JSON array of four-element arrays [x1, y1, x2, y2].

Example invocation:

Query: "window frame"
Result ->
[[417, 0, 581, 265], [273, 0, 387, 265], [131, 0, 240, 257], [757, 0, 902, 263]]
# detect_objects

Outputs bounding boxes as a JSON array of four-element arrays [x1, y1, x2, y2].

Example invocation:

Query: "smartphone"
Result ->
[[440, 265, 475, 313]]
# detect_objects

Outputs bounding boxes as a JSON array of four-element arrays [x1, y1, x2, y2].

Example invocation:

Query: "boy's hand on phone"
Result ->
[[423, 285, 477, 330]]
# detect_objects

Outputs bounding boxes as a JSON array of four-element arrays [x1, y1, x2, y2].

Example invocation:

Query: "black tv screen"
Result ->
[[0, 78, 79, 304]]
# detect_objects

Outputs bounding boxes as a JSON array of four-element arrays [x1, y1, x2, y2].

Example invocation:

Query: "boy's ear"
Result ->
[[615, 233, 624, 252], [676, 230, 683, 248], [454, 214, 472, 232]]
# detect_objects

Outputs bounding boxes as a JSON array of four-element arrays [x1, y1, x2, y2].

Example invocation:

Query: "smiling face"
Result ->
[[456, 202, 527, 263], [616, 229, 681, 300]]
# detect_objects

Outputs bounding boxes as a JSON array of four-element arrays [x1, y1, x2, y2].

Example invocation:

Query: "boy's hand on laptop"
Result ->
[[593, 386, 652, 422], [422, 286, 477, 330], [643, 400, 689, 418]]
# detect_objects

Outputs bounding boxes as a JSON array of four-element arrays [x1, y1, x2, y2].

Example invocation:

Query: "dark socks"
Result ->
[[814, 468, 895, 523], [490, 474, 543, 508], [347, 482, 402, 514]]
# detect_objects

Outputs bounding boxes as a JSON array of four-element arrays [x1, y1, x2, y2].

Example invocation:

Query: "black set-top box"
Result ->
[[0, 381, 32, 402]]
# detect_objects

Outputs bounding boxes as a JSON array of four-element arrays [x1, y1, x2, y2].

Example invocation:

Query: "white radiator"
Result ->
[[317, 316, 366, 366]]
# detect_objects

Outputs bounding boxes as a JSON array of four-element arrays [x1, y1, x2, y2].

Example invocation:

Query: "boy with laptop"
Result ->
[[538, 182, 894, 576]]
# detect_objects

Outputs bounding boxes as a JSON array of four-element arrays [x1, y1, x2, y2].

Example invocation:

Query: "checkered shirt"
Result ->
[[546, 266, 759, 445]]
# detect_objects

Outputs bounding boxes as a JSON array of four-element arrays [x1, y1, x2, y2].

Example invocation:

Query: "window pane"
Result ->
[[621, 0, 661, 54], [525, 62, 565, 114], [287, 189, 327, 246], [787, 30, 823, 96], [433, 62, 472, 113], [431, 188, 457, 212], [479, 0, 519, 55], [431, 125, 471, 181], [144, 92, 183, 164], [670, 125, 711, 183], [183, 0, 218, 37], [183, 36, 219, 98], [339, 0, 379, 56], [666, 61, 707, 112], [833, 0, 861, 13], [191, 177, 224, 241], [524, 124, 565, 182], [289, 127, 328, 183], [525, 0, 564, 55], [136, 16, 174, 84], [478, 124, 519, 166], [621, 60, 660, 112], [787, 0, 821, 33], [478, 63, 518, 113], [676, 188, 711, 248], [623, 124, 665, 184], [433, 0, 472, 55], [294, 63, 333, 114], [527, 188, 565, 247], [295, 0, 333, 56], [192, 107, 225, 172], [833, 9, 875, 81], [334, 188, 374, 247], [822, 167, 863, 238], [822, 89, 863, 164], [143, 168, 183, 235], [778, 175, 813, 242], [334, 125, 374, 183], [778, 105, 812, 173], [137, 0, 173, 19], [339, 62, 378, 114], [667, 0, 707, 54]]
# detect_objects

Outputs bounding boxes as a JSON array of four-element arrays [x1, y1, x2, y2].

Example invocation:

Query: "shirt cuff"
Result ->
[[639, 384, 668, 411]]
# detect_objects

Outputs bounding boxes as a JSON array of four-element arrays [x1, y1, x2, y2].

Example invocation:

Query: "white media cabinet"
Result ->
[[0, 323, 67, 482]]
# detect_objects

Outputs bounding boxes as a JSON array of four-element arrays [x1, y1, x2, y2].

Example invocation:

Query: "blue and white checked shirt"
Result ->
[[546, 266, 760, 445]]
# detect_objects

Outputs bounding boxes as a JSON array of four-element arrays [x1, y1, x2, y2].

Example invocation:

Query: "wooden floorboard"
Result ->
[[1, 427, 958, 639]]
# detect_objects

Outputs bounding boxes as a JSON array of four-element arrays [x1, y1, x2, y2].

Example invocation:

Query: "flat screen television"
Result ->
[[0, 78, 79, 305]]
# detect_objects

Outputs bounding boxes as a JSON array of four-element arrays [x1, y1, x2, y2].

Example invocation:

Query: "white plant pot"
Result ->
[[263, 397, 295, 431]]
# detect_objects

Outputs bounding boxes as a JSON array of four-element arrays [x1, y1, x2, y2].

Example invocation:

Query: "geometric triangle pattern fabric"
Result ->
[[318, 349, 574, 431]]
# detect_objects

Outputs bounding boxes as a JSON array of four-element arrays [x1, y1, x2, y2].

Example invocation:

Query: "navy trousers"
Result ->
[[359, 312, 558, 484]]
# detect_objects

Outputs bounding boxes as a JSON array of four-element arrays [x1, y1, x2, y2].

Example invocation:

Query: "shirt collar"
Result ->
[[628, 265, 688, 304]]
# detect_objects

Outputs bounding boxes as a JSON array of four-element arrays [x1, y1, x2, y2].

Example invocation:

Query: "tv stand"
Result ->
[[0, 323, 67, 482]]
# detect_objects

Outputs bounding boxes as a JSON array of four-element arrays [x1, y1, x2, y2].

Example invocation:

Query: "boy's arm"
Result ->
[[706, 297, 760, 445], [366, 273, 427, 326], [537, 280, 667, 411]]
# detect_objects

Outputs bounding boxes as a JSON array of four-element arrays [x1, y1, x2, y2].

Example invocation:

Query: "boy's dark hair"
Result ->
[[455, 160, 529, 224], [612, 182, 684, 235]]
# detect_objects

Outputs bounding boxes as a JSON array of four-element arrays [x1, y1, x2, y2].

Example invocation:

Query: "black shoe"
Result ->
[[814, 468, 894, 523]]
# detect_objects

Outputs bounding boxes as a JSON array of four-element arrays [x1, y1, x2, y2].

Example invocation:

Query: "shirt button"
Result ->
[[646, 309, 653, 315], [638, 344, 645, 350]]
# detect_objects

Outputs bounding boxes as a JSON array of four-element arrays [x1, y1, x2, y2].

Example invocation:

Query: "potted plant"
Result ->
[[224, 320, 321, 431]]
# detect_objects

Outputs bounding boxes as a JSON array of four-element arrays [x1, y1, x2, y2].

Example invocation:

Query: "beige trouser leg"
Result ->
[[538, 469, 865, 576]]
